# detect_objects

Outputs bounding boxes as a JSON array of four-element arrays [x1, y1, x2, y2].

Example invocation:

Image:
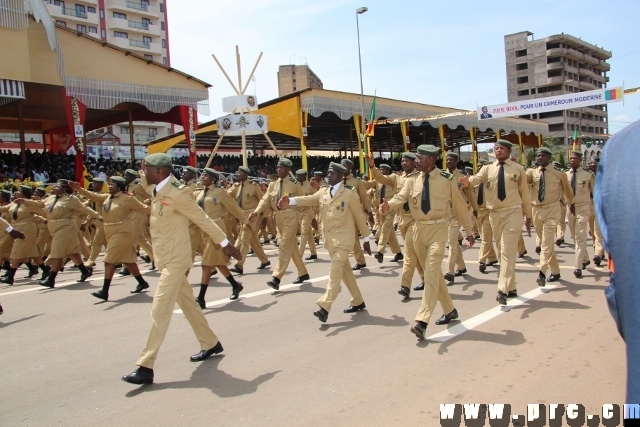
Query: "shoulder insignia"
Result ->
[[289, 177, 297, 184], [134, 179, 141, 185], [171, 181, 185, 189], [440, 171, 453, 180], [344, 184, 355, 190]]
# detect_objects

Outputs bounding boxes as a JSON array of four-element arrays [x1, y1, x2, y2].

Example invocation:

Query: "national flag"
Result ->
[[365, 92, 377, 137], [604, 88, 623, 101], [572, 124, 579, 150]]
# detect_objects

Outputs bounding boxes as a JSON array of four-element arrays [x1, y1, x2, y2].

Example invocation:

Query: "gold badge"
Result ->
[[412, 197, 417, 205]]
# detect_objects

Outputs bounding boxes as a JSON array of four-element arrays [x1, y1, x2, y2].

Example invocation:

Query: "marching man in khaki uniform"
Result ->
[[471, 161, 499, 273], [123, 169, 155, 273], [122, 154, 242, 386], [567, 150, 595, 278], [526, 147, 575, 286], [460, 140, 532, 305], [227, 166, 271, 275], [381, 145, 474, 339], [181, 166, 205, 261], [278, 162, 372, 323], [250, 158, 309, 290], [444, 152, 472, 282], [296, 169, 318, 260]]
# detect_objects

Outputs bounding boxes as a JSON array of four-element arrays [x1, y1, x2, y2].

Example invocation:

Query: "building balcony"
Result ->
[[128, 19, 161, 36], [579, 80, 598, 90], [546, 62, 565, 71], [107, 0, 159, 19], [546, 47, 610, 70], [110, 36, 161, 55]]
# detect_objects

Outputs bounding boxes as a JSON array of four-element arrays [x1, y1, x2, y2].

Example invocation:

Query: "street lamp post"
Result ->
[[356, 6, 367, 168]]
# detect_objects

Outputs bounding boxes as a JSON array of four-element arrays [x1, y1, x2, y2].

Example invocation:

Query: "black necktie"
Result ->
[[380, 184, 386, 202], [421, 173, 430, 214], [497, 162, 506, 201], [571, 170, 577, 195], [153, 188, 157, 197], [238, 182, 243, 208], [198, 187, 208, 208], [330, 186, 334, 198], [104, 195, 114, 212], [538, 168, 546, 202], [11, 204, 19, 220], [343, 177, 347, 185], [277, 179, 283, 201], [48, 196, 59, 212], [477, 183, 484, 206]]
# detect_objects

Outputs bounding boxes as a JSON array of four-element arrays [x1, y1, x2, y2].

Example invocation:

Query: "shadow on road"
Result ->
[[0, 313, 44, 329], [125, 356, 280, 399], [102, 292, 154, 311], [449, 289, 483, 301], [434, 329, 526, 354], [320, 312, 409, 337], [208, 300, 278, 313], [274, 283, 325, 297], [508, 299, 591, 319]]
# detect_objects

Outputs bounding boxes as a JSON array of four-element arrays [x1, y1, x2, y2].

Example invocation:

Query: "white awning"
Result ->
[[0, 79, 25, 99]]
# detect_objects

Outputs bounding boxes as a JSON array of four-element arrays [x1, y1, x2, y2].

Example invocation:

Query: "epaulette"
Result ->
[[289, 177, 297, 184], [440, 171, 453, 180], [171, 181, 185, 189], [345, 184, 355, 190], [134, 179, 141, 185]]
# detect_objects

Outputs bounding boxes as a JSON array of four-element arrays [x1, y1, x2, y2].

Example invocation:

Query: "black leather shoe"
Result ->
[[444, 273, 454, 283], [190, 341, 224, 362], [547, 273, 561, 282], [313, 307, 328, 323], [230, 283, 243, 300], [248, 249, 254, 255], [507, 290, 518, 298], [292, 274, 310, 284], [91, 289, 108, 301], [267, 277, 280, 290], [314, 237, 319, 244], [0, 277, 13, 285], [518, 250, 528, 258], [257, 261, 271, 270], [118, 268, 131, 276], [582, 260, 591, 270], [195, 297, 206, 309], [78, 268, 93, 283], [454, 268, 467, 277], [479, 263, 486, 273], [0, 303, 3, 314], [374, 252, 384, 263], [211, 269, 217, 276], [413, 283, 424, 291], [230, 265, 244, 275], [496, 292, 508, 305], [555, 238, 564, 247], [398, 286, 410, 298], [593, 255, 602, 267], [140, 255, 151, 263], [435, 309, 459, 325], [486, 260, 498, 266], [38, 278, 54, 288], [411, 321, 427, 339], [343, 302, 366, 313], [39, 267, 51, 281], [352, 263, 366, 271], [536, 272, 546, 287], [391, 253, 404, 262], [574, 269, 582, 278], [149, 262, 156, 271], [131, 281, 149, 294], [122, 367, 154, 385], [305, 254, 317, 260], [535, 246, 541, 254], [26, 266, 39, 278], [458, 239, 463, 246]]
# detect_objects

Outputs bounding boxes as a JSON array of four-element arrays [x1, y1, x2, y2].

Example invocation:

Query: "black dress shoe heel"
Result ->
[[267, 277, 280, 290], [374, 252, 384, 263], [454, 269, 467, 277], [352, 263, 366, 271], [305, 254, 317, 260], [398, 286, 410, 298], [413, 282, 424, 291], [131, 281, 150, 294], [444, 273, 455, 283], [190, 341, 223, 362], [122, 367, 154, 385], [313, 307, 328, 323], [507, 290, 518, 298], [496, 292, 508, 305], [547, 273, 561, 282], [78, 268, 93, 283], [343, 302, 366, 313], [230, 283, 243, 300], [91, 290, 109, 301], [257, 261, 271, 270], [435, 309, 459, 325], [411, 321, 427, 339], [292, 274, 310, 284], [230, 266, 244, 275], [574, 269, 582, 278], [536, 272, 546, 287], [195, 297, 206, 309], [391, 253, 404, 262], [479, 263, 486, 273]]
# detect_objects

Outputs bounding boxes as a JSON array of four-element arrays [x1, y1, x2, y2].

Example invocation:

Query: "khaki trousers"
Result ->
[[234, 210, 269, 268], [446, 217, 466, 275], [137, 266, 218, 369], [317, 243, 364, 312], [400, 221, 425, 289], [88, 226, 106, 264], [189, 224, 203, 261], [477, 209, 497, 264], [273, 210, 308, 279], [570, 203, 591, 269], [489, 209, 522, 294], [376, 212, 401, 255], [413, 221, 453, 323], [557, 202, 567, 241], [299, 209, 317, 256], [352, 232, 366, 265], [132, 212, 154, 261], [533, 203, 561, 275], [593, 212, 605, 258]]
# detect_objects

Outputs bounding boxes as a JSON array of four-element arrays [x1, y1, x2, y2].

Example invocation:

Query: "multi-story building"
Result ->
[[277, 65, 323, 97], [45, 0, 173, 155], [504, 31, 611, 146]]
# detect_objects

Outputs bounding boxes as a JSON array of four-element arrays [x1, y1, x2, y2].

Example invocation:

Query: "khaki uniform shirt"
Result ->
[[370, 167, 399, 203], [344, 175, 373, 213], [526, 166, 575, 206], [194, 185, 245, 222], [255, 177, 303, 214], [77, 189, 150, 223], [567, 167, 595, 205], [227, 179, 263, 211]]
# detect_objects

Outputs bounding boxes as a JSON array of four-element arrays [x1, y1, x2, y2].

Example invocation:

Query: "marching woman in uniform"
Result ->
[[193, 168, 246, 308], [19, 179, 101, 288], [70, 177, 151, 301], [0, 215, 26, 314], [0, 185, 50, 285], [0, 190, 15, 275]]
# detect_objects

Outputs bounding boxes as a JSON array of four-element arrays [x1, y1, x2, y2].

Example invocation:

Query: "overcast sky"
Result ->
[[166, 0, 639, 138]]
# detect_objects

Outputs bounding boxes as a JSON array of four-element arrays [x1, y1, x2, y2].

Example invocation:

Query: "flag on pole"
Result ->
[[365, 93, 377, 137], [572, 125, 579, 150]]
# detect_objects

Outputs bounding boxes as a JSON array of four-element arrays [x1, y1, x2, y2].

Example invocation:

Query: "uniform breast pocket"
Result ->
[[432, 192, 449, 212], [410, 190, 422, 209]]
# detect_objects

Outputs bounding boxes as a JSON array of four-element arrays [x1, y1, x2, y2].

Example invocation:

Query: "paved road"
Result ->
[[0, 231, 623, 426]]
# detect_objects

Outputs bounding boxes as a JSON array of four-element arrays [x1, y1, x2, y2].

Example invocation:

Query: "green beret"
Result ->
[[570, 150, 583, 157], [416, 144, 439, 156], [379, 164, 391, 170], [401, 152, 416, 160], [340, 158, 354, 167], [0, 190, 11, 199], [184, 166, 198, 175], [446, 152, 460, 159], [124, 169, 138, 177], [19, 185, 32, 194], [57, 179, 70, 187], [277, 158, 293, 168], [144, 153, 172, 168], [537, 147, 553, 155], [238, 166, 250, 174], [479, 160, 489, 165], [464, 167, 473, 172], [495, 139, 513, 149], [36, 186, 47, 191], [328, 162, 347, 174], [552, 161, 562, 168], [92, 178, 105, 184], [110, 176, 126, 184], [296, 169, 308, 175], [203, 168, 218, 177], [313, 171, 323, 176]]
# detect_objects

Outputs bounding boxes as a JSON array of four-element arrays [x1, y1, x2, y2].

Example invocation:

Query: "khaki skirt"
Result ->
[[103, 220, 137, 264], [10, 221, 40, 259], [200, 218, 230, 267], [47, 219, 81, 258]]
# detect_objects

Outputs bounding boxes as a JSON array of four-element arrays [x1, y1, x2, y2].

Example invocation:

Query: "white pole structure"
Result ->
[[356, 6, 368, 173], [205, 134, 225, 168]]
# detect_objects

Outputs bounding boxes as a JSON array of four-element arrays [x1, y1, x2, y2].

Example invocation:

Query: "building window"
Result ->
[[159, 2, 164, 12], [113, 12, 126, 19], [99, 9, 104, 18], [88, 26, 97, 33], [515, 63, 528, 71], [101, 28, 106, 38], [516, 76, 529, 84], [161, 21, 165, 30], [517, 89, 529, 96], [143, 36, 151, 45], [144, 54, 153, 61], [149, 128, 157, 137], [77, 24, 87, 33], [531, 88, 536, 94], [515, 49, 527, 57], [114, 31, 128, 38], [87, 6, 96, 13], [55, 20, 66, 26], [548, 69, 562, 78], [54, 0, 64, 5], [121, 126, 130, 134], [162, 57, 167, 65]]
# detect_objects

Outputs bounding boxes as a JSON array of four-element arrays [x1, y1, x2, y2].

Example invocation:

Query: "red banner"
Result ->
[[63, 94, 87, 183], [179, 106, 198, 167]]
